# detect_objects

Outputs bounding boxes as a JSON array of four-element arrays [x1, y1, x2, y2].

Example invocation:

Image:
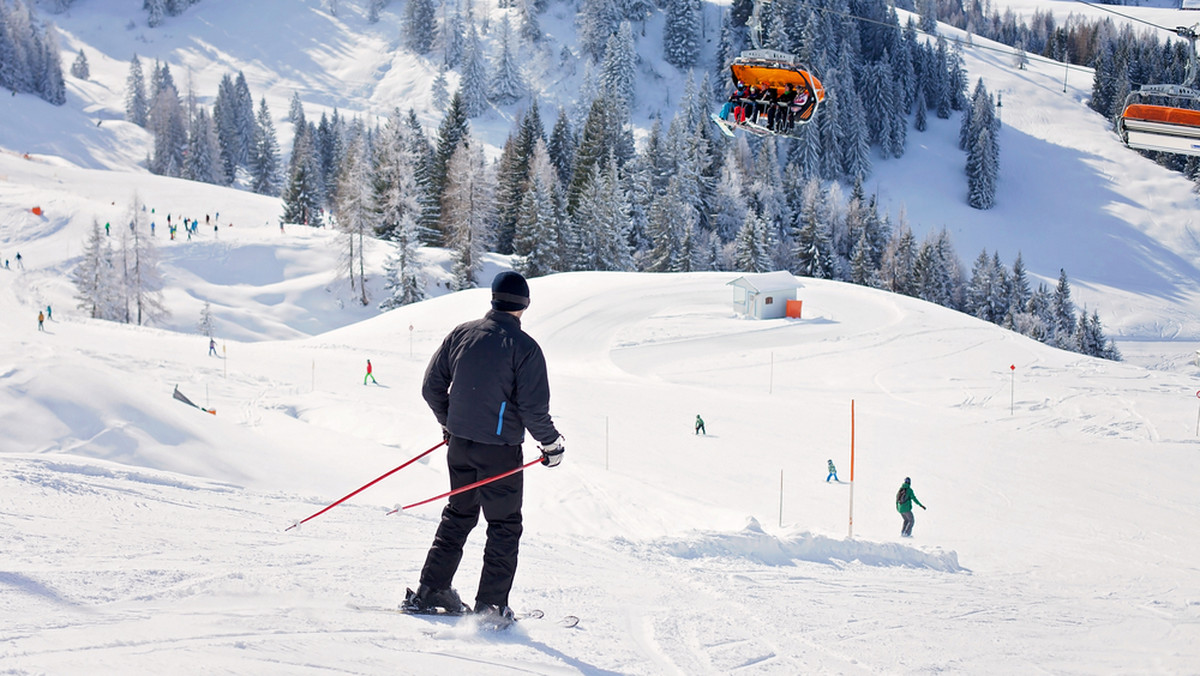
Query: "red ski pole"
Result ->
[[387, 457, 543, 515], [285, 439, 446, 531]]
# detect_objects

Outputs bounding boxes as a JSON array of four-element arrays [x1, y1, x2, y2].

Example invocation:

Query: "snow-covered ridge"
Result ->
[[649, 517, 966, 572]]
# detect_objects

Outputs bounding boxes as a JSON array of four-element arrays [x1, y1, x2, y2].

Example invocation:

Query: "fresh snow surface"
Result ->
[[2, 0, 1200, 673]]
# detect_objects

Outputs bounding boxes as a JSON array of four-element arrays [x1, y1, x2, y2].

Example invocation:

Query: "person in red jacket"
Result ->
[[363, 359, 377, 385]]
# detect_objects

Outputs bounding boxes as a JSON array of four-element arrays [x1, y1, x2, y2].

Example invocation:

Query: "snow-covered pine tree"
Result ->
[[367, 0, 385, 23], [548, 107, 576, 188], [662, 0, 700, 70], [840, 82, 872, 182], [967, 125, 997, 209], [442, 3, 465, 67], [425, 90, 471, 244], [213, 74, 239, 183], [148, 80, 187, 177], [516, 0, 542, 43], [442, 142, 495, 290], [231, 72, 256, 170], [198, 301, 216, 338], [792, 178, 834, 279], [493, 105, 544, 254], [315, 111, 344, 207], [125, 55, 149, 127], [250, 97, 281, 196], [574, 156, 633, 271], [70, 48, 88, 79], [372, 107, 421, 242], [288, 91, 304, 124], [914, 87, 928, 132], [913, 228, 962, 309], [378, 212, 425, 310], [513, 139, 563, 277], [577, 0, 620, 62], [713, 144, 750, 243], [38, 27, 67, 106], [459, 24, 489, 117], [334, 123, 374, 306], [431, 67, 449, 109], [567, 95, 621, 214], [71, 220, 116, 320], [1010, 251, 1031, 311], [184, 107, 223, 185], [600, 21, 636, 117], [1051, 268, 1076, 349], [124, 194, 170, 326], [879, 220, 916, 295], [403, 0, 435, 52], [733, 210, 773, 274], [146, 0, 165, 27], [490, 17, 526, 106], [281, 125, 325, 227]]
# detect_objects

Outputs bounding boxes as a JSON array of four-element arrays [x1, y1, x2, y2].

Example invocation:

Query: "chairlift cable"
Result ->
[[792, 0, 1095, 76]]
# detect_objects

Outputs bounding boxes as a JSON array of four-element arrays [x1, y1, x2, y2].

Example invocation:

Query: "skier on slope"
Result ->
[[406, 271, 565, 629], [695, 414, 706, 435], [826, 459, 839, 482], [364, 359, 377, 385], [896, 477, 926, 537]]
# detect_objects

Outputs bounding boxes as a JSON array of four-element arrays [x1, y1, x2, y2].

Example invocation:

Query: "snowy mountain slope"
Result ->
[[4, 269, 1200, 673], [2, 0, 1200, 672]]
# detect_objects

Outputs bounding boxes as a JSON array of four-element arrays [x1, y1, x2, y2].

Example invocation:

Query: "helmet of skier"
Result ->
[[904, 477, 911, 484]]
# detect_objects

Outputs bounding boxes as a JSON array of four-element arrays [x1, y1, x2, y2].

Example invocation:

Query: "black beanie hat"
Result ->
[[491, 271, 530, 312]]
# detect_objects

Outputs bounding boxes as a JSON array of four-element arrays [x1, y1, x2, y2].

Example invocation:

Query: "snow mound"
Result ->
[[653, 517, 965, 572]]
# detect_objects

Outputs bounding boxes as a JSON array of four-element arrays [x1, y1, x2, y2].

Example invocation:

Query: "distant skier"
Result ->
[[15, 252, 23, 269], [695, 414, 706, 435], [46, 305, 52, 321], [826, 459, 839, 482], [364, 359, 377, 385], [208, 337, 217, 357], [896, 477, 926, 537], [37, 311, 45, 331]]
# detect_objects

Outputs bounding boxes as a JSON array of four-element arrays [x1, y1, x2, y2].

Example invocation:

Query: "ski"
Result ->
[[349, 602, 579, 629], [710, 112, 736, 138]]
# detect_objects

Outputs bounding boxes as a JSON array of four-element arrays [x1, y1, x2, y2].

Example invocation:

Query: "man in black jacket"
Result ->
[[404, 271, 564, 627]]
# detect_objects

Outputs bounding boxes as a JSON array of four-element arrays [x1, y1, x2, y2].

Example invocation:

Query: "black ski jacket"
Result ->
[[422, 310, 560, 447]]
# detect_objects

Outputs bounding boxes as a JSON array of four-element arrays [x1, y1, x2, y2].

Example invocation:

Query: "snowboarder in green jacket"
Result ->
[[695, 414, 705, 435], [896, 477, 926, 537]]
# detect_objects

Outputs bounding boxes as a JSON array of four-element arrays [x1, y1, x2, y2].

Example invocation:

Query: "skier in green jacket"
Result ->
[[896, 477, 926, 537]]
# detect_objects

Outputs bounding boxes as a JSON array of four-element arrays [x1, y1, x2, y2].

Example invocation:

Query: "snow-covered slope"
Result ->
[[4, 269, 1200, 673], [3, 0, 1200, 672]]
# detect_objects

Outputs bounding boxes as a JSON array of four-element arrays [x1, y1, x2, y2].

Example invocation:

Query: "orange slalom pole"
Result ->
[[388, 457, 543, 515], [285, 440, 447, 531]]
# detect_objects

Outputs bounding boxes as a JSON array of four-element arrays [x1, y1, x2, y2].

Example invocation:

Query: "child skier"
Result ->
[[826, 459, 839, 482]]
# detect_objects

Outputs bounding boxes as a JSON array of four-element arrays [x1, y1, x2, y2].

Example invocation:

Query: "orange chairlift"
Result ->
[[711, 0, 825, 139], [1118, 25, 1200, 157]]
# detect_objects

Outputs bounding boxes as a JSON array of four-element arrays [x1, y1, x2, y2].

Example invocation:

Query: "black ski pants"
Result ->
[[419, 436, 524, 609]]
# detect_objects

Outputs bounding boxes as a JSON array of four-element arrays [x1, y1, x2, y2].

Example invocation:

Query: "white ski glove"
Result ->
[[539, 435, 565, 467]]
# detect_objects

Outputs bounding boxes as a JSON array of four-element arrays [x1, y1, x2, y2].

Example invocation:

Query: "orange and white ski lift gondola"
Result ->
[[711, 0, 825, 139], [1118, 25, 1200, 157], [715, 50, 826, 139]]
